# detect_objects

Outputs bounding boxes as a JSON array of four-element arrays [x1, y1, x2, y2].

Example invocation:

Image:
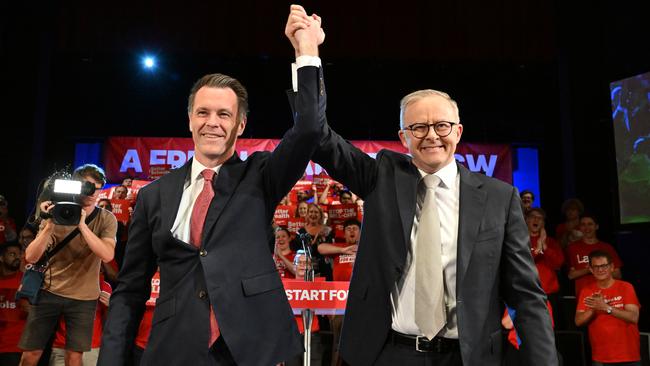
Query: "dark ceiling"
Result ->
[[1, 0, 649, 233]]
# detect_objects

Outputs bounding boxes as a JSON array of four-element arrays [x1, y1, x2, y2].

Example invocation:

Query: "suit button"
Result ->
[[199, 249, 207, 257], [198, 290, 207, 299]]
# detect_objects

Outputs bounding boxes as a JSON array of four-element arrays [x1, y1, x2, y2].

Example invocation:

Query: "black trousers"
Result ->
[[375, 341, 463, 366]]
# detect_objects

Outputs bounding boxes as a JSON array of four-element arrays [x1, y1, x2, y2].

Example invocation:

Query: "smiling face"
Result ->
[[399, 95, 462, 174], [307, 204, 323, 225], [189, 86, 246, 167], [275, 229, 290, 251]]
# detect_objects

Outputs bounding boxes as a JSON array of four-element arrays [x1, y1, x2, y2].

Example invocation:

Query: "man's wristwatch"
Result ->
[[606, 306, 613, 314]]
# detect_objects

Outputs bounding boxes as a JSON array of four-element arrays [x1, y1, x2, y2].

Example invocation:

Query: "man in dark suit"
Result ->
[[98, 6, 326, 365], [312, 90, 558, 365]]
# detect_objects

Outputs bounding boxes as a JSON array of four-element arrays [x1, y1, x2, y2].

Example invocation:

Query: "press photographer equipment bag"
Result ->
[[16, 207, 100, 304]]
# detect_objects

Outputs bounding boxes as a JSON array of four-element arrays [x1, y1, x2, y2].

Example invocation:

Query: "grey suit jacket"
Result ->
[[98, 66, 326, 366], [313, 124, 558, 366]]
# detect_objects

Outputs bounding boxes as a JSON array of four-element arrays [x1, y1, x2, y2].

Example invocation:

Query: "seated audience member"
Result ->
[[317, 218, 360, 366], [121, 177, 133, 188], [50, 279, 111, 366], [111, 186, 128, 200], [556, 198, 584, 248], [575, 250, 641, 366], [97, 199, 112, 211], [526, 208, 564, 321], [274, 227, 297, 279], [0, 242, 28, 366], [292, 204, 334, 280], [566, 213, 622, 296], [519, 190, 535, 215], [0, 195, 17, 244]]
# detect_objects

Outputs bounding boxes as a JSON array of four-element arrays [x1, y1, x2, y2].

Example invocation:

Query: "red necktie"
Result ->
[[189, 169, 220, 347]]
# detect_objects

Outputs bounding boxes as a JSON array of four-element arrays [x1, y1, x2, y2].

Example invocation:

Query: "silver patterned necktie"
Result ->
[[414, 174, 446, 340]]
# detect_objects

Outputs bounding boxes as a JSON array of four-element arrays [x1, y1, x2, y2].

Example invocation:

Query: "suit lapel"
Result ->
[[394, 158, 420, 251], [456, 164, 487, 287], [161, 161, 191, 232], [201, 153, 246, 245]]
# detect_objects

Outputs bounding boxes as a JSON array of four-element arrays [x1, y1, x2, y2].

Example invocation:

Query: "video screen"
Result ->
[[610, 71, 650, 224]]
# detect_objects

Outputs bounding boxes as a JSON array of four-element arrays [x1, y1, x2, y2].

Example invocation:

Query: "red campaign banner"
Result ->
[[104, 137, 512, 184], [282, 279, 349, 315], [273, 205, 293, 227], [287, 218, 305, 234], [312, 173, 330, 195], [129, 180, 150, 198], [149, 164, 172, 180], [96, 188, 112, 201], [110, 199, 133, 224], [328, 204, 359, 239]]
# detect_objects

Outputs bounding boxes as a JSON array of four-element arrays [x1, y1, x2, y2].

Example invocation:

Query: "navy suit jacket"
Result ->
[[98, 66, 326, 366], [312, 125, 558, 366]]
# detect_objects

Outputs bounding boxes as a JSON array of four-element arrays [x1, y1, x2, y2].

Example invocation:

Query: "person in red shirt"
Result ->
[[526, 209, 564, 319], [555, 198, 584, 248], [274, 227, 296, 279], [575, 250, 641, 365], [0, 242, 28, 366], [567, 214, 622, 296], [133, 271, 160, 366], [317, 218, 360, 366]]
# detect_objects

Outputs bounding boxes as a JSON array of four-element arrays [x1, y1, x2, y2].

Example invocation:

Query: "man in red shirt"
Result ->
[[0, 242, 28, 366], [575, 250, 641, 365], [567, 214, 622, 296], [317, 218, 360, 366]]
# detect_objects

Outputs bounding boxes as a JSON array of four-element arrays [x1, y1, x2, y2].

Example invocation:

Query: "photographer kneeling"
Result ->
[[19, 164, 117, 366]]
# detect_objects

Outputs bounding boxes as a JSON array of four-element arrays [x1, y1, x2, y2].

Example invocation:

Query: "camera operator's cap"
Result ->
[[0, 195, 7, 207]]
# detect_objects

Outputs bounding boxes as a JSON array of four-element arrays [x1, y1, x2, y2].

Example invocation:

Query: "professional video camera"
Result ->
[[40, 178, 97, 226]]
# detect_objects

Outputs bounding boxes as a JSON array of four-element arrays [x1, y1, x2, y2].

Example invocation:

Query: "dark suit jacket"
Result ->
[[312, 125, 558, 366], [98, 66, 326, 366]]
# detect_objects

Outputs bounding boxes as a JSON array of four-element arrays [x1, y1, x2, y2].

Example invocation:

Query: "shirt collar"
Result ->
[[417, 160, 458, 189], [190, 158, 222, 183]]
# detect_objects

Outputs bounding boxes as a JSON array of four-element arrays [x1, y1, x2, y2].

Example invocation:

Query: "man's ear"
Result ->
[[398, 130, 408, 150], [237, 116, 247, 137]]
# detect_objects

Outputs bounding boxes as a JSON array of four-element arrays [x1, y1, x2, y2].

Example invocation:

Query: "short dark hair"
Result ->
[[98, 198, 113, 211], [0, 242, 21, 256], [580, 212, 599, 225], [343, 218, 361, 230], [520, 190, 535, 200], [187, 73, 249, 123], [588, 250, 612, 265], [72, 164, 106, 187]]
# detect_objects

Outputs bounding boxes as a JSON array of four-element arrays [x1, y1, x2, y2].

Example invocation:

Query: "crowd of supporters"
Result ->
[[0, 172, 643, 365]]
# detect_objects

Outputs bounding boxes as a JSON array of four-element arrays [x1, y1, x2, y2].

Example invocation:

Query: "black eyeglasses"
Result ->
[[402, 121, 458, 139]]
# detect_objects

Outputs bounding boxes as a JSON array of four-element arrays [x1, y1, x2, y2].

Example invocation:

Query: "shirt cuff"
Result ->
[[292, 56, 322, 92]]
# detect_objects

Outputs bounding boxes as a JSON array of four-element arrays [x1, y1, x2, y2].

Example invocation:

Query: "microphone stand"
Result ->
[[298, 232, 315, 366]]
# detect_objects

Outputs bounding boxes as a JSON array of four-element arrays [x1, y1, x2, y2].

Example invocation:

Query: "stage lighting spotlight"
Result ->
[[142, 56, 156, 70]]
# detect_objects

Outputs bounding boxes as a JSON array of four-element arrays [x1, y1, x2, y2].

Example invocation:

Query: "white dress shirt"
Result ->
[[391, 161, 460, 338], [171, 159, 221, 244]]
